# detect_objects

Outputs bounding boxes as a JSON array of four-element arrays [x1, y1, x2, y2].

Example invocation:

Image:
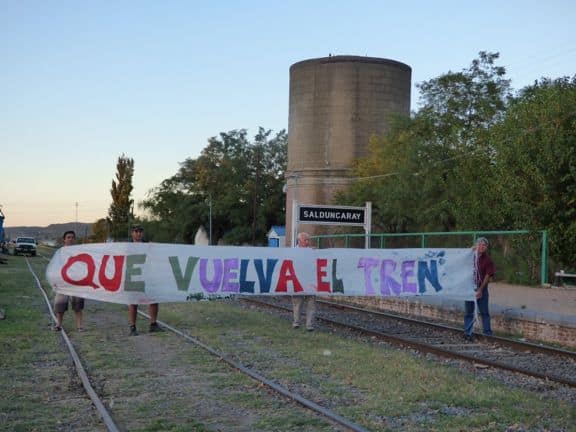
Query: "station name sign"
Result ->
[[299, 205, 365, 225]]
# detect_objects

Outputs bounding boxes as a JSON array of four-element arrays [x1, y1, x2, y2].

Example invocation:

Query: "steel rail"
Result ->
[[243, 297, 576, 388], [25, 258, 121, 432], [319, 299, 576, 359], [137, 310, 371, 432], [34, 253, 369, 431]]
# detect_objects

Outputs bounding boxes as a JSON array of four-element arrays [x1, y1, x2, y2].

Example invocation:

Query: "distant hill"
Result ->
[[4, 222, 93, 241]]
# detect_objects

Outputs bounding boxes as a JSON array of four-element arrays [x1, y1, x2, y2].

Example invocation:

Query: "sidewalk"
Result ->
[[491, 282, 576, 315], [489, 282, 576, 328], [414, 282, 576, 328]]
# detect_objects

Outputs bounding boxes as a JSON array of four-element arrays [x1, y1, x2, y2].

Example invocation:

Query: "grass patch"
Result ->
[[0, 256, 100, 431], [3, 257, 574, 431], [161, 301, 575, 431]]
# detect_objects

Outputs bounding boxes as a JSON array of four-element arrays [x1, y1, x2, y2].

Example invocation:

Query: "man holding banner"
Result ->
[[47, 238, 477, 306], [128, 225, 162, 336], [464, 237, 495, 341], [53, 230, 85, 332], [291, 232, 316, 331]]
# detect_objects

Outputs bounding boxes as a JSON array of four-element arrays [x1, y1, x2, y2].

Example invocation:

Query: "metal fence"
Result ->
[[311, 230, 549, 286]]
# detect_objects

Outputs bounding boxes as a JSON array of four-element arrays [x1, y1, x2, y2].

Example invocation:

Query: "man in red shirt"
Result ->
[[464, 237, 495, 341]]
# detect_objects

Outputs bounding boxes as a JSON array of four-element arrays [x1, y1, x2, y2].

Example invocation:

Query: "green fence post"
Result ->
[[541, 230, 548, 285]]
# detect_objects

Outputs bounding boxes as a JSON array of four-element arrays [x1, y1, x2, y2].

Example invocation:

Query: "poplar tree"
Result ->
[[108, 154, 134, 240]]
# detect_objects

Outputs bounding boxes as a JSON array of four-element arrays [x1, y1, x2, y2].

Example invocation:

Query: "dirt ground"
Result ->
[[65, 301, 347, 431]]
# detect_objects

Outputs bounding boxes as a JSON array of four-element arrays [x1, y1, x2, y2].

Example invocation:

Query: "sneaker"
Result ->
[[54, 326, 62, 332], [77, 327, 84, 332], [463, 334, 473, 342], [292, 323, 300, 329], [129, 325, 138, 336], [149, 322, 164, 333]]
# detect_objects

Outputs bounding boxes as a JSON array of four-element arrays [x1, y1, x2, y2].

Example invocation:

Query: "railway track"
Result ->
[[25, 257, 369, 432], [33, 252, 576, 391], [33, 253, 576, 391], [14, 252, 573, 431], [242, 297, 576, 388], [24, 258, 120, 432]]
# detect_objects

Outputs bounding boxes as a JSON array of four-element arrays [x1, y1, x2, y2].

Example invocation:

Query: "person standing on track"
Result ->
[[54, 230, 84, 332], [128, 224, 163, 336], [464, 237, 495, 341], [291, 231, 317, 331]]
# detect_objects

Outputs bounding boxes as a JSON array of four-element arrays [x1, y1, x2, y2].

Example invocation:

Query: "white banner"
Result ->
[[46, 243, 476, 304]]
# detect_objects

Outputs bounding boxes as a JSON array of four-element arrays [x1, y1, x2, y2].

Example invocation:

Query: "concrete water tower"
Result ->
[[285, 55, 412, 244]]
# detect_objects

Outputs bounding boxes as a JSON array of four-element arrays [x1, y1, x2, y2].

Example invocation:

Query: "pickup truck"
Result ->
[[14, 237, 37, 256]]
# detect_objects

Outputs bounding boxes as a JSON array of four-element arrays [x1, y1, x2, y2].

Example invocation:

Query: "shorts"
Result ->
[[54, 294, 85, 313]]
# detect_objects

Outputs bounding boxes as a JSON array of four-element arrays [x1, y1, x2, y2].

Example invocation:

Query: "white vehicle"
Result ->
[[14, 237, 37, 256]]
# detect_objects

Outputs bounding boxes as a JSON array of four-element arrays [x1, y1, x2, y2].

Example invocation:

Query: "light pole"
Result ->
[[208, 194, 212, 246]]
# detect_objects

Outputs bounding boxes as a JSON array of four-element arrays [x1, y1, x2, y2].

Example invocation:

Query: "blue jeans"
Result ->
[[464, 287, 492, 336]]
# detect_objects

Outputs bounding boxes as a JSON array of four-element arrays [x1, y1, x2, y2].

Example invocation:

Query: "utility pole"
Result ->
[[0, 205, 5, 243], [209, 194, 212, 246], [128, 201, 134, 239], [251, 144, 261, 245]]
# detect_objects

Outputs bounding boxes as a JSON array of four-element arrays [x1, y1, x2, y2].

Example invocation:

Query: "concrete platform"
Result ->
[[335, 283, 576, 349], [489, 283, 576, 325]]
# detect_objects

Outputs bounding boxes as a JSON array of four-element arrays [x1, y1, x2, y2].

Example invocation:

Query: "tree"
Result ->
[[141, 128, 287, 245], [416, 51, 511, 148], [90, 218, 109, 242], [108, 154, 134, 240], [336, 117, 423, 233], [338, 52, 513, 233], [247, 128, 288, 244], [414, 51, 512, 231], [491, 76, 576, 268]]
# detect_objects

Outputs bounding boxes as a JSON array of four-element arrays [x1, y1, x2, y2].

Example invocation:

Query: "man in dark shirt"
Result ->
[[464, 237, 495, 341], [128, 225, 162, 336]]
